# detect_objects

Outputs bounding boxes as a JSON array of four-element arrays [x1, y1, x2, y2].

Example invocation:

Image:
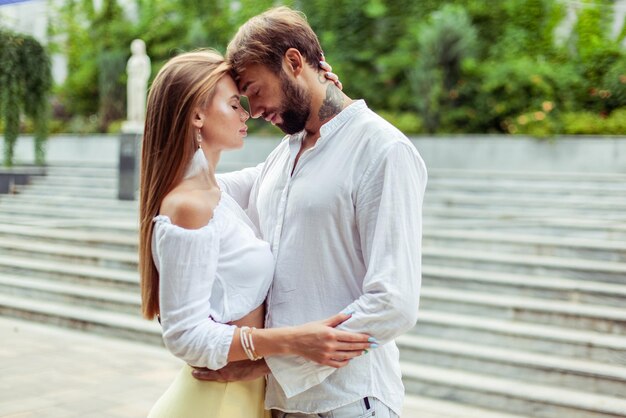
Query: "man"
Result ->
[[195, 6, 427, 417]]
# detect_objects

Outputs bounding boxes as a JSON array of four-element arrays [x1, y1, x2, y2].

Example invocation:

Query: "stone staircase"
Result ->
[[0, 162, 625, 417]]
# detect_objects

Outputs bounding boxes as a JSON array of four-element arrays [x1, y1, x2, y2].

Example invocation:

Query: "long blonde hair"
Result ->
[[139, 50, 230, 319]]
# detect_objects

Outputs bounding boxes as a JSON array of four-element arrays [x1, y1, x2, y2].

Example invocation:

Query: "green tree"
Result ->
[[410, 5, 477, 133], [0, 31, 52, 166]]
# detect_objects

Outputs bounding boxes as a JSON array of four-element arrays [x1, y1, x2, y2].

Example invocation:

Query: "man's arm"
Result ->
[[216, 163, 263, 209], [338, 140, 427, 343], [192, 360, 270, 382]]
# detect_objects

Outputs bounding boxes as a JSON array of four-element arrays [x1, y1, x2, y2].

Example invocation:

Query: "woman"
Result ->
[[138, 50, 372, 418]]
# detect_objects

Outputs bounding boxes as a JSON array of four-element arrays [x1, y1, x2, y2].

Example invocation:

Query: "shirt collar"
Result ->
[[319, 99, 367, 137], [287, 99, 368, 144]]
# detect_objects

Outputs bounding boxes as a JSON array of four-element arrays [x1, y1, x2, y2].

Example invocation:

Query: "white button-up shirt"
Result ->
[[219, 100, 427, 415]]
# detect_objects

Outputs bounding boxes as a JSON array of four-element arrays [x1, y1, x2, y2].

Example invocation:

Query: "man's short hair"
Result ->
[[227, 6, 323, 77]]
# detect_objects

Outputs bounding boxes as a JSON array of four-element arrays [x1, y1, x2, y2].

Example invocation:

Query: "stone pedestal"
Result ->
[[0, 166, 46, 194], [118, 132, 141, 201]]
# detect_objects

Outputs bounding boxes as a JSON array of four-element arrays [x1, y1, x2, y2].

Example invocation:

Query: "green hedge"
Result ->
[[40, 0, 626, 136]]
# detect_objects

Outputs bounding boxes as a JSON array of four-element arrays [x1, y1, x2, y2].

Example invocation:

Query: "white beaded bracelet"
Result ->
[[240, 326, 262, 361]]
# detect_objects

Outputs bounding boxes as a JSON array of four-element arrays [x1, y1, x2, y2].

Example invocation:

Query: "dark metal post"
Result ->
[[118, 132, 141, 200]]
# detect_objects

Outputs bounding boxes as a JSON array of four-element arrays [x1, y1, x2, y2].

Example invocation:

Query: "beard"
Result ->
[[277, 70, 312, 135]]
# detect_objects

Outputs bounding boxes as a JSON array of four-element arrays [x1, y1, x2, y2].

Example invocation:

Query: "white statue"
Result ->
[[123, 39, 150, 133]]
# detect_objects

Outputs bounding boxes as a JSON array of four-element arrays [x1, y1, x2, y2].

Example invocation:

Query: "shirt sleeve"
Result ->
[[154, 221, 236, 370], [266, 355, 335, 398], [340, 140, 427, 343], [216, 163, 263, 210]]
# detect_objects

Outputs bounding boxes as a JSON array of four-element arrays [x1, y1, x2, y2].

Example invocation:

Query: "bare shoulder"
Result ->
[[160, 187, 221, 230]]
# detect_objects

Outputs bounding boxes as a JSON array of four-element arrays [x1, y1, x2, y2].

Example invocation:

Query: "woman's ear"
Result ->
[[191, 108, 204, 129], [284, 48, 304, 76]]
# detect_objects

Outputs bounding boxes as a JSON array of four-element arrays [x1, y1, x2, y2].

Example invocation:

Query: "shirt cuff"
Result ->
[[265, 355, 335, 398]]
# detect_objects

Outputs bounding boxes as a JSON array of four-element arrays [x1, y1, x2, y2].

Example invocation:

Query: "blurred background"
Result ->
[[1, 0, 625, 139]]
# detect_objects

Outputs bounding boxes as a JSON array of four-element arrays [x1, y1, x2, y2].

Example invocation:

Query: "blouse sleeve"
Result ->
[[153, 219, 235, 370]]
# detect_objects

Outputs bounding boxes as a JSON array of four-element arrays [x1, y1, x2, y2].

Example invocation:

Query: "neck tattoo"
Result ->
[[318, 84, 344, 122]]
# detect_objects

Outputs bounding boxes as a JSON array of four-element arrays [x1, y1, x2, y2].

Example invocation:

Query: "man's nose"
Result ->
[[248, 100, 263, 119]]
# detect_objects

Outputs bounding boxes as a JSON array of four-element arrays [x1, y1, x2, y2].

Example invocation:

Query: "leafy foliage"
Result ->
[[0, 30, 52, 166], [410, 5, 477, 133], [43, 0, 626, 136]]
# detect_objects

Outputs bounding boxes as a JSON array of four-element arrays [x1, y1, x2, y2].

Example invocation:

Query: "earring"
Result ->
[[196, 129, 203, 149], [185, 129, 209, 179]]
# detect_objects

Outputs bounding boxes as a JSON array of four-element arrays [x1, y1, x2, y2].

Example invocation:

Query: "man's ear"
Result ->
[[284, 48, 304, 77]]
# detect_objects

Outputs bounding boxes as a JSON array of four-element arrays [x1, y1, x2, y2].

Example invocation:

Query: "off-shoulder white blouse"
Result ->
[[151, 192, 274, 370]]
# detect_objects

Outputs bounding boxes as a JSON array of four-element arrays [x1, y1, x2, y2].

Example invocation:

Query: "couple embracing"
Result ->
[[138, 6, 427, 418]]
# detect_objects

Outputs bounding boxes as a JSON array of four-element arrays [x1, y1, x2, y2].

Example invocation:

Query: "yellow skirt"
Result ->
[[148, 364, 269, 418]]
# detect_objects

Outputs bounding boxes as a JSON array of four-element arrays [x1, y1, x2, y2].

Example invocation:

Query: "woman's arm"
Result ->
[[227, 311, 372, 368], [216, 163, 263, 209], [158, 190, 372, 371]]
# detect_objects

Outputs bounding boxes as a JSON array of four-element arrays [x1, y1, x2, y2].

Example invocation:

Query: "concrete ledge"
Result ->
[[3, 134, 626, 173], [414, 135, 626, 173]]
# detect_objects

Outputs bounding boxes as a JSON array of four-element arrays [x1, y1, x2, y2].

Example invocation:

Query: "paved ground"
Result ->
[[0, 317, 431, 418], [0, 317, 182, 418]]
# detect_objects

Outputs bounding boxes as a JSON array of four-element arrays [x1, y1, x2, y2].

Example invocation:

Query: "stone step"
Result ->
[[425, 199, 626, 219], [397, 334, 626, 397], [0, 274, 139, 315], [425, 205, 626, 226], [30, 175, 118, 188], [0, 216, 136, 231], [423, 246, 626, 283], [423, 229, 626, 262], [13, 183, 117, 198], [401, 362, 626, 418], [426, 177, 626, 195], [0, 254, 138, 290], [421, 287, 626, 335], [0, 200, 136, 220], [0, 222, 136, 250], [423, 219, 626, 242], [423, 265, 626, 308], [0, 196, 138, 220], [401, 394, 531, 418], [426, 190, 626, 208], [44, 165, 118, 178], [0, 193, 137, 211], [428, 217, 626, 242], [0, 237, 136, 270], [428, 169, 626, 183], [412, 311, 626, 364], [0, 293, 160, 345]]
